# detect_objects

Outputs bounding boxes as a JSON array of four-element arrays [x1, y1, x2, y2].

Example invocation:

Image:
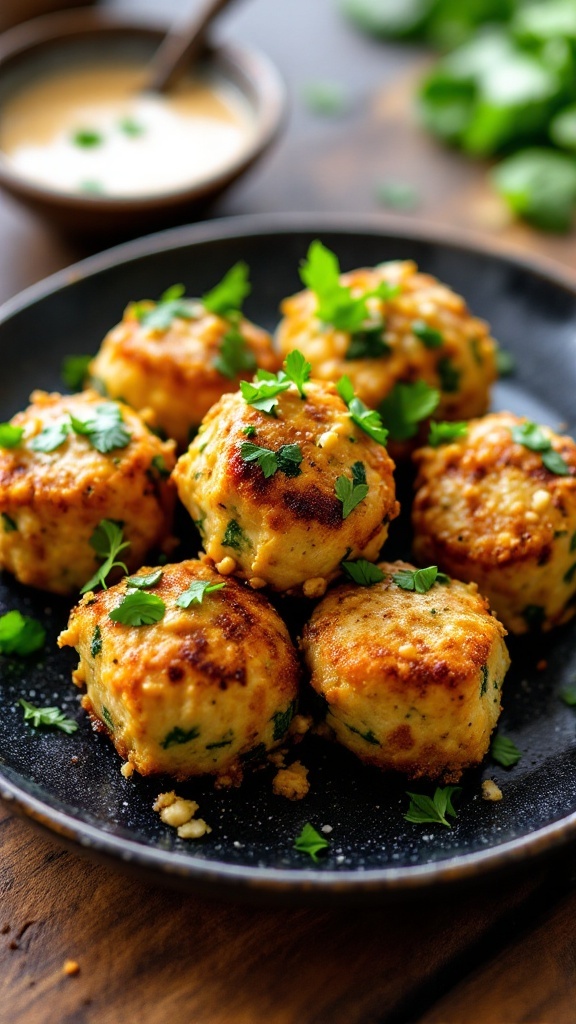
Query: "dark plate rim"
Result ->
[[2, 211, 576, 897]]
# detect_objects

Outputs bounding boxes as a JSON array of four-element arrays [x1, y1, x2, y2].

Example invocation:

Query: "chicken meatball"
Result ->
[[301, 560, 510, 782], [89, 276, 279, 449], [0, 390, 175, 594], [173, 368, 399, 594], [276, 246, 496, 451], [412, 412, 576, 633], [58, 560, 300, 780]]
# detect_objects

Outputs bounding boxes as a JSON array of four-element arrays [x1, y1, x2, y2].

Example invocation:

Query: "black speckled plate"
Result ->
[[1, 214, 576, 904]]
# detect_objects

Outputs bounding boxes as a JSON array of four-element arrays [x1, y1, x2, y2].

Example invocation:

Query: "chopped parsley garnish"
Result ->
[[293, 822, 330, 863], [378, 380, 440, 442], [240, 441, 303, 479], [393, 565, 449, 593], [0, 423, 23, 448], [161, 725, 200, 749], [118, 117, 145, 137], [346, 723, 380, 744], [404, 786, 461, 827], [80, 520, 130, 594], [301, 80, 349, 116], [150, 455, 170, 480], [300, 241, 400, 333], [336, 375, 389, 447], [126, 568, 163, 590], [69, 402, 131, 454], [495, 346, 516, 377], [345, 325, 390, 360], [480, 664, 489, 696], [79, 180, 104, 195], [511, 421, 570, 476], [375, 179, 419, 210], [134, 283, 195, 331], [242, 426, 257, 438], [335, 469, 369, 519], [109, 591, 165, 626], [213, 327, 256, 380], [437, 356, 461, 393], [341, 559, 385, 585], [61, 354, 92, 391], [272, 699, 297, 741], [176, 579, 226, 607], [282, 349, 312, 397], [2, 513, 17, 532], [490, 734, 521, 768], [522, 604, 545, 630], [428, 420, 468, 446], [202, 261, 250, 317], [72, 128, 102, 148], [222, 519, 248, 551], [240, 377, 291, 415], [30, 421, 69, 453], [19, 698, 78, 734], [101, 706, 114, 731], [412, 320, 444, 349], [0, 610, 45, 656], [560, 687, 576, 707], [90, 625, 102, 657]]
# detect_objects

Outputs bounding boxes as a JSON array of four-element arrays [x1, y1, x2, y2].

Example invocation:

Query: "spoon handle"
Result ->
[[147, 0, 239, 94]]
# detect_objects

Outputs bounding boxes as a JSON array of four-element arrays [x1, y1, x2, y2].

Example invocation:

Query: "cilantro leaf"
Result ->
[[299, 241, 380, 333], [428, 420, 468, 446], [118, 117, 145, 137], [176, 579, 226, 608], [2, 513, 17, 532], [378, 380, 440, 441], [213, 327, 256, 380], [272, 699, 297, 741], [393, 565, 442, 594], [490, 734, 521, 768], [301, 80, 349, 116], [134, 284, 196, 331], [437, 357, 461, 393], [335, 472, 369, 519], [30, 421, 69, 453], [0, 423, 24, 448], [336, 375, 389, 446], [283, 350, 312, 397], [542, 449, 570, 476], [240, 378, 291, 415], [80, 520, 130, 594], [511, 421, 571, 475], [70, 402, 131, 454], [90, 625, 102, 657], [412, 320, 444, 349], [109, 591, 165, 626], [72, 128, 102, 148], [161, 725, 200, 749], [202, 262, 250, 317], [293, 822, 330, 863], [492, 149, 576, 233], [495, 346, 515, 377], [341, 559, 385, 585], [222, 519, 248, 551], [61, 354, 92, 391], [346, 325, 390, 360], [405, 786, 461, 827], [0, 610, 45, 655], [126, 568, 163, 590], [240, 441, 303, 479], [19, 698, 77, 734]]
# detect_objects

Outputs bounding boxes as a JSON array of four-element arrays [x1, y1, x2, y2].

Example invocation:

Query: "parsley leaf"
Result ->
[[490, 734, 521, 768], [80, 520, 130, 594], [176, 579, 226, 607], [511, 421, 570, 476], [202, 262, 250, 317], [61, 354, 92, 391], [70, 402, 131, 454], [412, 320, 444, 349], [346, 325, 390, 360], [0, 423, 24, 448], [90, 625, 102, 657], [341, 559, 385, 585], [542, 450, 570, 476], [109, 591, 165, 626], [393, 565, 443, 594], [222, 519, 248, 551], [240, 441, 303, 479], [72, 128, 102, 148], [300, 241, 398, 334], [30, 421, 69, 453], [437, 357, 461, 393], [0, 610, 45, 655], [379, 380, 440, 441], [134, 284, 196, 331], [293, 822, 330, 863], [19, 698, 77, 734], [495, 346, 516, 377], [336, 375, 389, 446], [213, 327, 256, 380], [161, 725, 200, 749], [2, 513, 17, 532], [405, 786, 461, 827], [283, 350, 312, 397], [428, 420, 468, 446], [335, 471, 369, 519], [301, 80, 349, 116], [118, 117, 145, 137], [126, 568, 163, 590], [240, 377, 291, 415]]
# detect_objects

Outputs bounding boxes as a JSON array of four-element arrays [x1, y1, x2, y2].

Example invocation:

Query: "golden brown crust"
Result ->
[[90, 305, 279, 448], [0, 390, 176, 594], [173, 380, 399, 592], [58, 560, 300, 779]]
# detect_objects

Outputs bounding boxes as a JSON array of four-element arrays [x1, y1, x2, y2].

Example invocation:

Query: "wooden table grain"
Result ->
[[1, 2, 576, 1022]]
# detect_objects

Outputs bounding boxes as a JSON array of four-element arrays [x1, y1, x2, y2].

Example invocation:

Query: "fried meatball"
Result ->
[[173, 378, 399, 594], [89, 295, 279, 449], [0, 390, 175, 594], [276, 259, 496, 444], [301, 560, 509, 782], [58, 560, 300, 780], [412, 412, 576, 633]]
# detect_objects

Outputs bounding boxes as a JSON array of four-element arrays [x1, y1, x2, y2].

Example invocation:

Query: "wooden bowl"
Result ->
[[0, 9, 286, 238]]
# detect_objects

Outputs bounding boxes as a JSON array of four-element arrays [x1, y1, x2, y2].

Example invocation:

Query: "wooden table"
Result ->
[[1, 2, 576, 1021]]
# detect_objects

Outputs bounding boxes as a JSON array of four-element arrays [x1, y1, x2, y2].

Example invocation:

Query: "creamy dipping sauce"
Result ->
[[0, 63, 256, 197]]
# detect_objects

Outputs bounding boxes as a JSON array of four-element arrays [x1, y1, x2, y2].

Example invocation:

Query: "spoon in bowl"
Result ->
[[146, 0, 239, 94]]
